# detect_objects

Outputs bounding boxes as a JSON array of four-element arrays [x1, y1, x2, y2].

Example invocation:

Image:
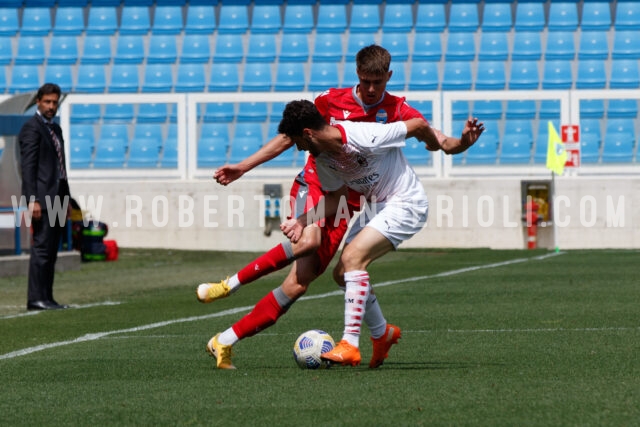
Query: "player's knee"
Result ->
[[281, 279, 309, 300]]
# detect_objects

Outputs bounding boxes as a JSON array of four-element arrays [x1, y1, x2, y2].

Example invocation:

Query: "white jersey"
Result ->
[[315, 120, 427, 204]]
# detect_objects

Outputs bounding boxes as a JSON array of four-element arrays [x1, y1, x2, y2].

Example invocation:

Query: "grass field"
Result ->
[[1, 248, 639, 426]]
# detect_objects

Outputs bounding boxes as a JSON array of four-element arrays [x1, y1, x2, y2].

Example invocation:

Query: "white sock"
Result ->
[[364, 293, 387, 339], [342, 270, 370, 348], [227, 274, 241, 293], [217, 328, 239, 345]]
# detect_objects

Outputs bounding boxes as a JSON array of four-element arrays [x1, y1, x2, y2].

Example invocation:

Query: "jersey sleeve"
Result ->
[[341, 121, 408, 150]]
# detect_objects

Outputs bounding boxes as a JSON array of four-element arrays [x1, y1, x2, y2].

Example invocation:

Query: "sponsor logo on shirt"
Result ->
[[343, 110, 351, 119]]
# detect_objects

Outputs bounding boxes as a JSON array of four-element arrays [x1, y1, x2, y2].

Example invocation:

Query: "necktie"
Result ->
[[45, 121, 67, 180]]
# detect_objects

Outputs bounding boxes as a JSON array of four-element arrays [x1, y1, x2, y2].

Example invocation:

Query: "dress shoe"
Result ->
[[27, 300, 66, 311], [50, 300, 70, 309]]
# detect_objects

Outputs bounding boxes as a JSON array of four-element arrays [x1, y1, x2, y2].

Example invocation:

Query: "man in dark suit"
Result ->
[[19, 83, 71, 310]]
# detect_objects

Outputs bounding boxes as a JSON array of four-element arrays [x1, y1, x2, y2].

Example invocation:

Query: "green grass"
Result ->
[[1, 248, 639, 426]]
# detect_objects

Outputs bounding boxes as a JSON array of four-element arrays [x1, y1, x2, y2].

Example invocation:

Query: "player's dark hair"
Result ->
[[356, 45, 391, 76], [36, 83, 62, 100], [278, 100, 326, 137]]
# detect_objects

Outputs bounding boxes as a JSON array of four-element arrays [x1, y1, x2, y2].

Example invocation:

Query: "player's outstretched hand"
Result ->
[[461, 118, 485, 148], [280, 218, 304, 243], [213, 164, 244, 186]]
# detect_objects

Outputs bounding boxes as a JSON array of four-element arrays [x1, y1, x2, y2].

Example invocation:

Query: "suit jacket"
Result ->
[[19, 114, 70, 209]]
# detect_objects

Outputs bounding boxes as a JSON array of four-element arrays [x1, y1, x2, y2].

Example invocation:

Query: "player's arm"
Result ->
[[280, 185, 348, 243], [213, 133, 294, 185], [405, 116, 485, 155]]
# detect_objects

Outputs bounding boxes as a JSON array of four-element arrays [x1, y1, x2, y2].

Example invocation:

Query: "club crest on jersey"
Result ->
[[376, 109, 388, 123], [356, 154, 368, 166]]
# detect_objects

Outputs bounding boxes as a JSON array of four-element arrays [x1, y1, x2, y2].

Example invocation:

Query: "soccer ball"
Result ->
[[292, 329, 335, 369]]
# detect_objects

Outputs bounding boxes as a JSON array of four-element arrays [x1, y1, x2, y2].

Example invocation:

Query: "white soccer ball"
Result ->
[[292, 329, 335, 369]]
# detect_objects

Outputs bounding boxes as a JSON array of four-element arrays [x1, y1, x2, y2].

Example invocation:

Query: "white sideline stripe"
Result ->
[[0, 301, 122, 320], [0, 252, 563, 361]]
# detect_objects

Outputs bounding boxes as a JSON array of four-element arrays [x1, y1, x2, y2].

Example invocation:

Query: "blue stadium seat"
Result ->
[[602, 132, 634, 162], [200, 124, 230, 150], [482, 3, 512, 32], [229, 137, 262, 164], [86, 7, 117, 35], [137, 103, 168, 123], [251, 5, 281, 34], [515, 3, 545, 31], [213, 34, 244, 63], [346, 32, 377, 59], [275, 62, 306, 91], [81, 35, 111, 64], [411, 100, 432, 122], [448, 3, 479, 32], [208, 63, 239, 92], [0, 67, 6, 93], [128, 138, 160, 168], [270, 102, 286, 122], [402, 138, 429, 166], [581, 2, 612, 31], [152, 6, 183, 35], [612, 31, 640, 59], [75, 64, 106, 93], [465, 140, 498, 165], [115, 35, 145, 64], [264, 143, 296, 167], [545, 32, 575, 60], [180, 34, 211, 63], [93, 139, 127, 168], [317, 4, 347, 33], [350, 4, 380, 33], [607, 99, 638, 118], [71, 104, 101, 123], [606, 118, 634, 135], [415, 4, 446, 32], [0, 8, 18, 36], [20, 7, 51, 36], [381, 32, 409, 62], [341, 62, 358, 88], [512, 32, 542, 60], [442, 62, 472, 90], [312, 33, 343, 61], [505, 100, 536, 119], [202, 102, 234, 123], [548, 2, 578, 31], [198, 137, 227, 168], [452, 101, 470, 120], [103, 103, 135, 122], [134, 123, 163, 142], [283, 5, 313, 33], [8, 65, 40, 93], [234, 122, 263, 143], [0, 37, 11, 65], [610, 59, 640, 89], [99, 123, 129, 146], [47, 35, 77, 64], [478, 32, 508, 61], [475, 61, 506, 90], [445, 32, 476, 61], [218, 5, 249, 34], [70, 139, 93, 169], [246, 33, 276, 63], [580, 118, 602, 141], [500, 134, 532, 164], [161, 126, 178, 168], [15, 36, 45, 64], [308, 62, 339, 91], [120, 6, 150, 35], [405, 62, 438, 90], [412, 32, 442, 61], [580, 133, 601, 164], [242, 62, 272, 92], [382, 3, 413, 32], [580, 100, 605, 118], [44, 64, 72, 92], [542, 60, 573, 89], [280, 33, 310, 62], [615, 2, 640, 30], [109, 64, 139, 93], [174, 63, 205, 92], [509, 61, 540, 89], [473, 100, 502, 120], [147, 35, 177, 64], [237, 102, 268, 122], [576, 60, 606, 89], [185, 5, 215, 34], [53, 7, 84, 35], [539, 100, 560, 119], [142, 64, 173, 92], [387, 62, 406, 91], [578, 31, 609, 60]]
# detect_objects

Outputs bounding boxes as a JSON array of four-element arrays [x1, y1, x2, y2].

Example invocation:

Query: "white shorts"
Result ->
[[345, 197, 429, 249]]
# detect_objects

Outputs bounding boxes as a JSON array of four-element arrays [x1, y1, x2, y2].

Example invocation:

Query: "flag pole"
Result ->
[[551, 170, 559, 253]]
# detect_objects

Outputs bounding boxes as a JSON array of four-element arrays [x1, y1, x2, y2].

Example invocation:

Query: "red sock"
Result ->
[[232, 291, 287, 339], [237, 243, 293, 285]]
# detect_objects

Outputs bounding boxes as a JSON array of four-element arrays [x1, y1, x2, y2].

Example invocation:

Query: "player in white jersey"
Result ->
[[278, 100, 484, 366]]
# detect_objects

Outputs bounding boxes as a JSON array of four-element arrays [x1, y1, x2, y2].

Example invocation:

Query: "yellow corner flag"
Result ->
[[546, 121, 567, 175]]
